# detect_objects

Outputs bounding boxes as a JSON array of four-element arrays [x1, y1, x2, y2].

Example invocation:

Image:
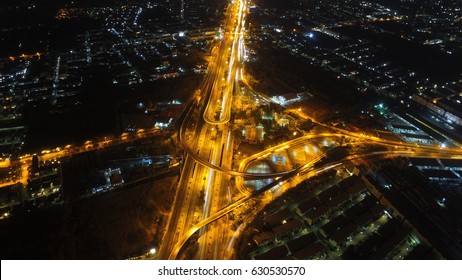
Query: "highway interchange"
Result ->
[[157, 0, 462, 260]]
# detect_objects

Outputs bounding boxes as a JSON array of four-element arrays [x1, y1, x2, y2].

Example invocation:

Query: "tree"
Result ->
[[32, 154, 40, 173], [326, 146, 350, 161], [299, 119, 314, 131], [251, 108, 262, 123]]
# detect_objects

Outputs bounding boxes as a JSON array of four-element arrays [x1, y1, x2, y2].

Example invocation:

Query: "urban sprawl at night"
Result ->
[[1, 0, 462, 260]]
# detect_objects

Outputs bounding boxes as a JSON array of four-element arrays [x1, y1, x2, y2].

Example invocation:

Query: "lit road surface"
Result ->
[[157, 0, 462, 260], [166, 122, 461, 259], [197, 0, 247, 259], [162, 81, 462, 258], [0, 128, 164, 189], [203, 0, 247, 125], [158, 0, 248, 259], [167, 145, 462, 259]]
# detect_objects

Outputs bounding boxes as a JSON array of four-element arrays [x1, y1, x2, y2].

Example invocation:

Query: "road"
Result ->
[[157, 0, 462, 260], [158, 0, 248, 259], [0, 127, 165, 189]]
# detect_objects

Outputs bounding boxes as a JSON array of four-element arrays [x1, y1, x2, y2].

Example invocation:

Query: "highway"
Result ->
[[2, 0, 460, 261], [167, 144, 462, 259], [191, 0, 248, 259], [164, 99, 461, 259], [157, 0, 462, 260], [158, 0, 248, 259]]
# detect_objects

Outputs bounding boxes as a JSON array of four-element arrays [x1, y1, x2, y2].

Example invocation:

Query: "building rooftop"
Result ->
[[293, 242, 327, 260], [265, 208, 293, 227], [254, 245, 288, 260], [286, 232, 317, 253]]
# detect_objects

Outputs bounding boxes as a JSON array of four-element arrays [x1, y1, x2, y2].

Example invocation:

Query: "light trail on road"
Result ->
[[159, 0, 462, 260]]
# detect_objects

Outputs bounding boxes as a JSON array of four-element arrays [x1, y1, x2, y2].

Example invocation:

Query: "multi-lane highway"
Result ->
[[157, 0, 462, 260], [158, 0, 249, 259]]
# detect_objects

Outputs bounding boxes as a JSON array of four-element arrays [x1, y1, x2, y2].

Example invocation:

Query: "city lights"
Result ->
[[0, 0, 461, 263]]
